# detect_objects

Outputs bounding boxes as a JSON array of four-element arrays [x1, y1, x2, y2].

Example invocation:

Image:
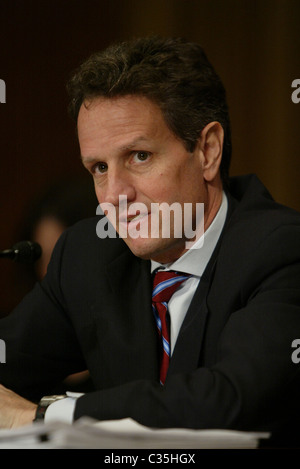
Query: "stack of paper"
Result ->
[[0, 417, 270, 449]]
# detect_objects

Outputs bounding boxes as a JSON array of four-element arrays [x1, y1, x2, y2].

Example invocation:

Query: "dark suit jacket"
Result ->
[[1, 174, 300, 441]]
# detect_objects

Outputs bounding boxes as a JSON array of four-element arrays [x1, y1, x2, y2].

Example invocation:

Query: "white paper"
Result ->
[[0, 417, 270, 449]]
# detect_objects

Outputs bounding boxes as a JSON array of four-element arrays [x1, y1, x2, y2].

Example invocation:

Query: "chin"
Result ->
[[123, 236, 185, 263]]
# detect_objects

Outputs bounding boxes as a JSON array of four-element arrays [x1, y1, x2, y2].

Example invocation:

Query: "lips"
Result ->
[[128, 213, 148, 223], [119, 212, 149, 224]]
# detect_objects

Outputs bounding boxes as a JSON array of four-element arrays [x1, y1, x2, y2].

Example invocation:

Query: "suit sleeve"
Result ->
[[74, 224, 300, 432]]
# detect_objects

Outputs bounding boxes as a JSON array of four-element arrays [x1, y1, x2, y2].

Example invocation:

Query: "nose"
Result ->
[[97, 167, 136, 207]]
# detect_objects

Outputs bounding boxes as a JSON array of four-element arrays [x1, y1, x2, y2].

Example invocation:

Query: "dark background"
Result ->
[[0, 0, 299, 314]]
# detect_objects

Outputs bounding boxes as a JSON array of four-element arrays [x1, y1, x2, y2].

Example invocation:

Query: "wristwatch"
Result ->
[[34, 395, 67, 422]]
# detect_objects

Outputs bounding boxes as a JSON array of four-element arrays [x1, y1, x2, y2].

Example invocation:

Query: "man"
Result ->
[[0, 37, 299, 441]]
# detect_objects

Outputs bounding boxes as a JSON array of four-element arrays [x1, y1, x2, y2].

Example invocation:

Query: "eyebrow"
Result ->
[[119, 136, 149, 151], [80, 156, 98, 165], [80, 136, 150, 164]]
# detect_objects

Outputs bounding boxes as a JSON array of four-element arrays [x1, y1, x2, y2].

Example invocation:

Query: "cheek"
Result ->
[[94, 183, 104, 204], [146, 175, 174, 202], [144, 167, 185, 203]]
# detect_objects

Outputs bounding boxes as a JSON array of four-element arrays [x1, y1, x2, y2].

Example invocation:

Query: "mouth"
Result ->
[[119, 212, 149, 225], [117, 212, 151, 239]]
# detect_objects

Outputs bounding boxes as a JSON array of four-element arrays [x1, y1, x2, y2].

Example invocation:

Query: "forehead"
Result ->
[[77, 95, 168, 147]]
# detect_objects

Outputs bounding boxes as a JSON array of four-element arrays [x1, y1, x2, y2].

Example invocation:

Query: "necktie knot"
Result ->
[[152, 270, 191, 304]]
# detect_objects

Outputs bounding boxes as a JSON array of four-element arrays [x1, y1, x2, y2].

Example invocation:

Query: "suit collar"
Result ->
[[150, 191, 229, 278]]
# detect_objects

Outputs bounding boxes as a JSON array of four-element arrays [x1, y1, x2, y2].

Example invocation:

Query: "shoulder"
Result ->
[[225, 174, 300, 246], [210, 175, 300, 305], [218, 174, 300, 278], [50, 216, 130, 270]]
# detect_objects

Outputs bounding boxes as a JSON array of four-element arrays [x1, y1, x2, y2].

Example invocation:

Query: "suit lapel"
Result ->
[[106, 249, 159, 381], [167, 192, 238, 377], [167, 253, 215, 376]]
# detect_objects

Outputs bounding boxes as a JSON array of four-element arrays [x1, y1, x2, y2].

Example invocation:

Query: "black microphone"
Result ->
[[0, 241, 42, 264]]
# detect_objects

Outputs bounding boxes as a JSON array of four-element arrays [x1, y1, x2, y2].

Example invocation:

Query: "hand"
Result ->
[[0, 384, 37, 429]]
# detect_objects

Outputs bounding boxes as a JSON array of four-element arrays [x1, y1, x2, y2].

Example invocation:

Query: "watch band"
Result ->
[[33, 395, 67, 422]]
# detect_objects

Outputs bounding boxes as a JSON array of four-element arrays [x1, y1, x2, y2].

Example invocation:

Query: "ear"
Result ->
[[198, 122, 224, 182]]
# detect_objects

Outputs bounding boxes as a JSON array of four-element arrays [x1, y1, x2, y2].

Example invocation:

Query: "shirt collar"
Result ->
[[151, 192, 228, 277]]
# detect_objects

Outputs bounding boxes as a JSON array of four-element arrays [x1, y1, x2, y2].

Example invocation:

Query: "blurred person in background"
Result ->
[[18, 177, 97, 391], [21, 177, 97, 281]]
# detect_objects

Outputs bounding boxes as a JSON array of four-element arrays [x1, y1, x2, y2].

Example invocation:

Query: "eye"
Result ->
[[132, 151, 151, 163], [93, 162, 108, 174]]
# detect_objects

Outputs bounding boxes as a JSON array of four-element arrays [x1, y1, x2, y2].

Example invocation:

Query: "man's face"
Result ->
[[78, 95, 210, 263]]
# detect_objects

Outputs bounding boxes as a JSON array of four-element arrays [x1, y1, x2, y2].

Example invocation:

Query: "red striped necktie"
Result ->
[[152, 270, 191, 385]]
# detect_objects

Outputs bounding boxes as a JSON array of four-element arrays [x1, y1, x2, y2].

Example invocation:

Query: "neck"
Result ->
[[203, 185, 223, 232], [151, 186, 224, 265]]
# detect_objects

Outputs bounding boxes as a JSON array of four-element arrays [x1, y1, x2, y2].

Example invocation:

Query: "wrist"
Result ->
[[12, 402, 37, 429], [33, 395, 67, 423]]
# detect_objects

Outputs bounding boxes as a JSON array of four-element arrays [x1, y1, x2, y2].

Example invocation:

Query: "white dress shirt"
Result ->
[[45, 192, 228, 423], [151, 191, 228, 354]]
